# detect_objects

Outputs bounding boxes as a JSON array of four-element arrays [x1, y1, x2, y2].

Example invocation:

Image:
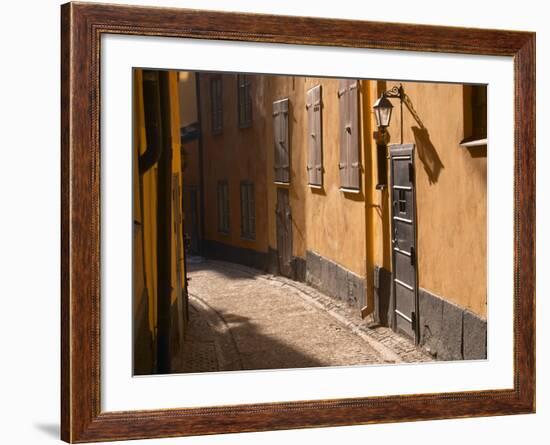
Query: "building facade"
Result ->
[[133, 69, 189, 375], [182, 72, 487, 360]]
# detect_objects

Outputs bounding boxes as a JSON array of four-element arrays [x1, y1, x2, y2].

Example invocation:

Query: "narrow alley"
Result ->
[[174, 259, 432, 373]]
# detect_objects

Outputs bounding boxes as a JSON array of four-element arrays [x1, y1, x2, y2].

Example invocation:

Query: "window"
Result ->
[[217, 180, 230, 234], [237, 74, 252, 128], [461, 84, 487, 147], [398, 190, 407, 214], [338, 79, 361, 191], [471, 85, 487, 139], [210, 77, 223, 135], [240, 181, 255, 240], [306, 85, 323, 187], [273, 98, 290, 184]]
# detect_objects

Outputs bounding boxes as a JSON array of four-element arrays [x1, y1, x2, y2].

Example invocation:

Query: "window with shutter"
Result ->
[[210, 77, 223, 135], [237, 74, 252, 128], [338, 79, 361, 191], [240, 181, 255, 240], [217, 180, 230, 234], [306, 85, 323, 187], [273, 98, 290, 184], [460, 84, 487, 148]]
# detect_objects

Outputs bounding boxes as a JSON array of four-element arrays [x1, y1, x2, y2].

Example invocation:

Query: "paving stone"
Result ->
[[176, 259, 432, 373]]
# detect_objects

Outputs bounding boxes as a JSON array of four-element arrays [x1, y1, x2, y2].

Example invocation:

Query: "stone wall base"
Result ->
[[305, 250, 365, 309], [374, 265, 487, 360]]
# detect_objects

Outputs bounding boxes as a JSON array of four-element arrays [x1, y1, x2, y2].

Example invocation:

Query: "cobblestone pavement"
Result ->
[[175, 259, 432, 373]]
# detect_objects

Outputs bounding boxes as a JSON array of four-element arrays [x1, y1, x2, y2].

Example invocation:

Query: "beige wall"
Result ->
[[377, 80, 487, 317], [133, 70, 187, 373], [178, 72, 197, 127], [270, 76, 368, 277], [198, 73, 369, 278], [199, 73, 270, 253], [195, 72, 487, 319]]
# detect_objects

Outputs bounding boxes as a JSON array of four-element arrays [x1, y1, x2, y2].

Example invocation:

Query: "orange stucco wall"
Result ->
[[193, 72, 487, 319], [133, 69, 188, 374], [375, 80, 487, 317], [198, 73, 270, 253], [265, 76, 368, 277]]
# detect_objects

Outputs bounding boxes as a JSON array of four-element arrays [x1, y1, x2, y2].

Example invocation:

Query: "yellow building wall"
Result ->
[[133, 69, 187, 374], [264, 76, 368, 277], [195, 72, 486, 319], [133, 69, 157, 373], [376, 80, 487, 317], [199, 73, 369, 278], [168, 71, 187, 363], [178, 71, 198, 127], [199, 73, 270, 253]]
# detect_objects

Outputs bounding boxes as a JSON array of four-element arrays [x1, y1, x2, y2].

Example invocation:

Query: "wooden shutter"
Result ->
[[240, 182, 255, 239], [240, 182, 246, 236], [210, 77, 223, 135], [273, 98, 290, 184], [223, 182, 229, 232], [338, 79, 360, 190], [217, 181, 229, 233], [238, 75, 252, 128], [248, 183, 255, 238], [306, 85, 323, 187], [217, 182, 223, 232]]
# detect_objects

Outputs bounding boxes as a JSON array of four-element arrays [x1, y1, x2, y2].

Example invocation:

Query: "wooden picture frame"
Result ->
[[61, 2, 535, 442]]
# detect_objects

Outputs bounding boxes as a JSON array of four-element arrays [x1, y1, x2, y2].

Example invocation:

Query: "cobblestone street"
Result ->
[[175, 259, 432, 373]]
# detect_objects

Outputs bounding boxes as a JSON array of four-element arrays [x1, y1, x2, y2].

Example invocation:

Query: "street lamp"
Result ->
[[372, 84, 405, 143], [373, 95, 394, 129], [372, 84, 405, 190]]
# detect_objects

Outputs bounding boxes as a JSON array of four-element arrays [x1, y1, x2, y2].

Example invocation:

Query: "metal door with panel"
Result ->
[[276, 188, 293, 278], [389, 144, 419, 342]]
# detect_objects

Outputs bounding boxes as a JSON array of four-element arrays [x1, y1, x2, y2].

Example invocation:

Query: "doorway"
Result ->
[[389, 144, 419, 342], [276, 188, 293, 278]]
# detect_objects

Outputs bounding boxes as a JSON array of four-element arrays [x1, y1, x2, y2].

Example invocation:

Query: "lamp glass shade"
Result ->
[[373, 95, 393, 128]]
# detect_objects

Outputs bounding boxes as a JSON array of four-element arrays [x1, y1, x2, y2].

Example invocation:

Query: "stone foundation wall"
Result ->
[[374, 265, 487, 360], [305, 250, 365, 309]]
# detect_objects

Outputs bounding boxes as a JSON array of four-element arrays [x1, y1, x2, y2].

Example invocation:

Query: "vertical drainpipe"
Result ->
[[195, 73, 206, 256], [156, 71, 173, 374], [362, 79, 375, 319]]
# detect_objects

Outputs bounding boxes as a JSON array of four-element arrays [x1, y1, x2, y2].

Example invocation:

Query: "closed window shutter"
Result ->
[[240, 183, 245, 235], [238, 75, 244, 126], [338, 79, 360, 190], [240, 182, 255, 239], [224, 183, 229, 232], [273, 98, 290, 184], [238, 75, 252, 128], [348, 80, 360, 190], [249, 184, 255, 237], [338, 79, 349, 188], [245, 80, 252, 125], [307, 85, 323, 187], [217, 184, 221, 230], [217, 181, 229, 233], [216, 79, 223, 132], [210, 77, 223, 135]]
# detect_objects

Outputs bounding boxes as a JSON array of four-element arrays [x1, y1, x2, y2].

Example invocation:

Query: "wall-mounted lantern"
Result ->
[[372, 84, 404, 137], [372, 84, 405, 189], [373, 95, 394, 129]]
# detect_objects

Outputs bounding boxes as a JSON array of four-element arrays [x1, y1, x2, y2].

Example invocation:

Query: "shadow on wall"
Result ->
[[411, 126, 444, 184]]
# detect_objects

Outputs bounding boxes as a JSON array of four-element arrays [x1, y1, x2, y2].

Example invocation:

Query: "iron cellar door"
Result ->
[[389, 144, 419, 342]]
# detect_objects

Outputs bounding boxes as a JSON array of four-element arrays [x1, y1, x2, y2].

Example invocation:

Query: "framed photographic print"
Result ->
[[61, 1, 535, 442]]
